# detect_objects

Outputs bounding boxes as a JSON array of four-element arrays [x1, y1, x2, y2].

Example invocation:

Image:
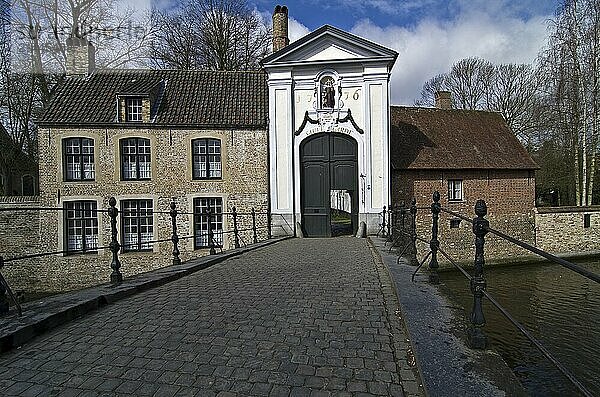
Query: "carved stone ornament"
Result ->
[[294, 109, 364, 136]]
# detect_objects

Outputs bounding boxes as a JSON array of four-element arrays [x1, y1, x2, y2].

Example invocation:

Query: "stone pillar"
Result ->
[[272, 5, 289, 53]]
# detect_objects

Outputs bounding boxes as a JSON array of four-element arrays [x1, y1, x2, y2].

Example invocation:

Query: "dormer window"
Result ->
[[126, 97, 143, 122]]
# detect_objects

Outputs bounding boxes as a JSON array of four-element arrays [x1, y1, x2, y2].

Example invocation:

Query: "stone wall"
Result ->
[[535, 206, 600, 254], [0, 196, 42, 291], [1, 126, 271, 293]]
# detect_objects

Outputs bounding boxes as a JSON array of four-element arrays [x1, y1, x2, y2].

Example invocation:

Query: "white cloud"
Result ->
[[289, 17, 310, 43], [351, 8, 551, 105]]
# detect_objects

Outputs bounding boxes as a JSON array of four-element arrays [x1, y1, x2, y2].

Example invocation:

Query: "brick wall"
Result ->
[[535, 206, 600, 254], [391, 169, 536, 265], [1, 126, 270, 293]]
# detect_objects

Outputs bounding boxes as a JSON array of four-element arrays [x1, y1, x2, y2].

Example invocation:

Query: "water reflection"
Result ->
[[440, 260, 600, 397]]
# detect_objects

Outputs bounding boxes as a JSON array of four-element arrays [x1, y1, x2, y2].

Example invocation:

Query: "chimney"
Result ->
[[272, 5, 289, 53], [435, 91, 452, 109], [66, 37, 95, 77]]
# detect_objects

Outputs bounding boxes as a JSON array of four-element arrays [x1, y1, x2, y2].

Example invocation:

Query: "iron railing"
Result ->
[[384, 192, 599, 397], [0, 197, 292, 317]]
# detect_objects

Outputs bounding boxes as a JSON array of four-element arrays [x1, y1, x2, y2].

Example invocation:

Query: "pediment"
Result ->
[[262, 25, 398, 66]]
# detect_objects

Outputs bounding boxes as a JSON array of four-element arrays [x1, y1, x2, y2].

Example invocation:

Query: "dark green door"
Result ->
[[300, 133, 358, 237]]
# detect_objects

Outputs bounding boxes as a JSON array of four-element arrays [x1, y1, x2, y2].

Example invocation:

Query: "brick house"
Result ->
[[390, 95, 538, 262], [32, 67, 269, 291]]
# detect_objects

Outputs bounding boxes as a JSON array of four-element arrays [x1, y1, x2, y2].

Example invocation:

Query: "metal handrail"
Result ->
[[436, 243, 594, 397], [389, 194, 596, 397], [0, 199, 281, 317], [439, 206, 600, 284], [485, 225, 600, 284], [439, 207, 472, 223], [0, 206, 110, 213], [480, 289, 593, 397]]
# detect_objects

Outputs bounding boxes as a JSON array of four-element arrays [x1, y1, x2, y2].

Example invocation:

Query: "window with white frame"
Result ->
[[65, 201, 99, 254], [448, 179, 463, 201], [125, 97, 143, 122], [120, 138, 151, 180], [64, 137, 95, 181], [193, 197, 223, 248], [192, 139, 221, 179], [121, 199, 153, 251]]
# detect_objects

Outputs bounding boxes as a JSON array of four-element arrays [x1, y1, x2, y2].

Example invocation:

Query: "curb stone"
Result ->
[[367, 237, 427, 397]]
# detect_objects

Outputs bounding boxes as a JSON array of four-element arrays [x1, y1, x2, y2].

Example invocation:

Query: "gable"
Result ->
[[262, 25, 397, 66]]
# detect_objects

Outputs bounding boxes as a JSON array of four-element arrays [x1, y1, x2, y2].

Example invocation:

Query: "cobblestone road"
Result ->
[[0, 238, 420, 396]]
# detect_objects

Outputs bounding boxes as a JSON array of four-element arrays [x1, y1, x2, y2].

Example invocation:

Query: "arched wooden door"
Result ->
[[300, 133, 358, 237]]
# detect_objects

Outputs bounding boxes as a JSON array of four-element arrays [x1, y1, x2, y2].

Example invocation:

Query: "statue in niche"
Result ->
[[320, 76, 335, 109]]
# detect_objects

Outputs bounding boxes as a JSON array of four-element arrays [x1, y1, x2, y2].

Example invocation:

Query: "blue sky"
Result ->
[[253, 0, 559, 32], [145, 0, 561, 104]]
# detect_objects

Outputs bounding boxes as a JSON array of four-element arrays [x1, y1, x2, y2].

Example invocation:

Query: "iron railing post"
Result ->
[[410, 198, 418, 265], [232, 207, 240, 249], [387, 205, 393, 241], [0, 256, 8, 315], [429, 191, 441, 283], [170, 200, 181, 266], [206, 208, 216, 255], [468, 199, 489, 349], [381, 206, 387, 237], [400, 201, 406, 234], [252, 208, 258, 244], [108, 197, 122, 283]]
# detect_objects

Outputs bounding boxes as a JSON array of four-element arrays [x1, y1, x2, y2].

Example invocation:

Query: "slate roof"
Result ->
[[39, 69, 268, 128], [390, 106, 538, 170]]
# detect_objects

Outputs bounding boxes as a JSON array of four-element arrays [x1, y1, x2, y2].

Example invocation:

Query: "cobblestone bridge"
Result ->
[[0, 238, 423, 397]]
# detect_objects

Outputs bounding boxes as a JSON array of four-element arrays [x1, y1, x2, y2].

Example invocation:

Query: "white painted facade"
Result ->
[[262, 25, 398, 235]]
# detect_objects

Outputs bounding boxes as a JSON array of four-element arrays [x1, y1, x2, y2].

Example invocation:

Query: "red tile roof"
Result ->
[[390, 106, 538, 170]]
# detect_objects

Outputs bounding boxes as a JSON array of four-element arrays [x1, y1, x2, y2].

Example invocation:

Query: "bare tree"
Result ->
[[415, 57, 544, 145], [9, 0, 155, 80], [150, 0, 271, 71], [539, 0, 600, 206], [487, 63, 547, 145], [414, 73, 445, 107], [446, 57, 494, 110], [150, 6, 201, 69], [415, 57, 494, 110], [0, 0, 155, 194]]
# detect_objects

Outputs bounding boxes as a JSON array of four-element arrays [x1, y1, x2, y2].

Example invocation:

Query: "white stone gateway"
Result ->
[[262, 19, 398, 237]]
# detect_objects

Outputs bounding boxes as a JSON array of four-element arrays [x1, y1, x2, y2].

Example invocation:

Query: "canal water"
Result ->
[[439, 259, 600, 397]]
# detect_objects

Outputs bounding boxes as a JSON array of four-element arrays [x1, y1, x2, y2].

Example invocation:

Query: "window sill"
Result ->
[[63, 180, 96, 183], [447, 199, 465, 204], [194, 245, 223, 250], [120, 249, 154, 254], [192, 178, 223, 182], [64, 250, 99, 257]]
